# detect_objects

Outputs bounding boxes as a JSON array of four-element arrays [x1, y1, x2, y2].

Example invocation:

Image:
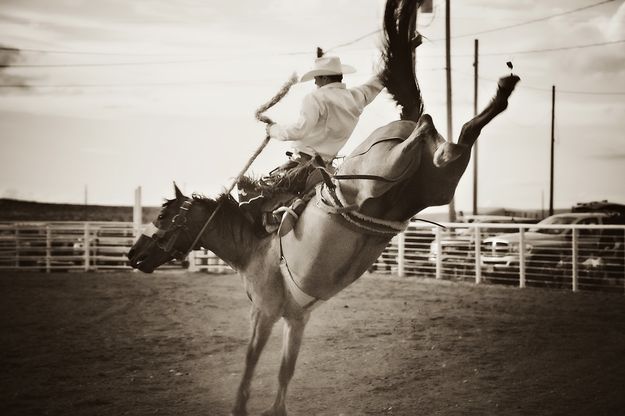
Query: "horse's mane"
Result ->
[[237, 158, 317, 199], [191, 193, 251, 239], [379, 0, 425, 122]]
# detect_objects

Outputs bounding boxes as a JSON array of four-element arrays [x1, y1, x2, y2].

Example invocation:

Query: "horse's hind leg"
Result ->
[[433, 75, 520, 168], [458, 75, 520, 147], [262, 314, 310, 416], [231, 307, 277, 416]]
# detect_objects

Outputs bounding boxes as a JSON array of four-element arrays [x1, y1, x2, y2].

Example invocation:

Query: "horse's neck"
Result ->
[[199, 205, 260, 270]]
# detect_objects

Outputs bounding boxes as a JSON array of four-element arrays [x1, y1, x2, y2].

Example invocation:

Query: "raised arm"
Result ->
[[268, 93, 322, 142]]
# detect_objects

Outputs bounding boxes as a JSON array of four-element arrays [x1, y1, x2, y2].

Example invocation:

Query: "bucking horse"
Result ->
[[128, 0, 520, 414]]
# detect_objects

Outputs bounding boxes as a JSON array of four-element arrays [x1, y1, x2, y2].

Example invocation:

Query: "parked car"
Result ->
[[427, 215, 535, 279], [481, 211, 625, 287]]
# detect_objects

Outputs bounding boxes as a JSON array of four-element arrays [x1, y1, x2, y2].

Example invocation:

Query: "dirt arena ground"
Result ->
[[1, 271, 624, 416]]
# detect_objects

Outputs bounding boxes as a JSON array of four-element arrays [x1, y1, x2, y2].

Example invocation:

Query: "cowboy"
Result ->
[[266, 55, 384, 165], [240, 55, 384, 233]]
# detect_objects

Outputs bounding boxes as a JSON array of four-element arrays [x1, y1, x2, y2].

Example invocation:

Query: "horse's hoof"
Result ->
[[260, 407, 286, 416], [496, 75, 520, 98], [230, 407, 247, 416]]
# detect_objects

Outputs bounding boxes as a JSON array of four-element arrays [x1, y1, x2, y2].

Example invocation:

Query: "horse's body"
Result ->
[[128, 1, 520, 414]]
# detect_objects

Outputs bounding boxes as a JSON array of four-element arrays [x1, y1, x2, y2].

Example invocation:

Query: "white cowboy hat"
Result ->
[[300, 56, 356, 82]]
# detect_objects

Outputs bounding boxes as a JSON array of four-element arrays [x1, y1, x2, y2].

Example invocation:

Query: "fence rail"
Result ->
[[0, 221, 227, 273], [371, 222, 625, 293], [1, 221, 623, 293]]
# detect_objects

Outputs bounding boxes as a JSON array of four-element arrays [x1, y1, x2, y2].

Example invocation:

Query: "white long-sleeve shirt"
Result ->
[[268, 76, 384, 161]]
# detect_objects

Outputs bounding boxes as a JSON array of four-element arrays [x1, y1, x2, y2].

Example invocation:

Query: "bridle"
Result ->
[[148, 199, 201, 260]]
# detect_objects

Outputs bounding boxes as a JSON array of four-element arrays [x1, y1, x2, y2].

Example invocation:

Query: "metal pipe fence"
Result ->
[[370, 222, 625, 294], [0, 221, 227, 273], [2, 220, 623, 294]]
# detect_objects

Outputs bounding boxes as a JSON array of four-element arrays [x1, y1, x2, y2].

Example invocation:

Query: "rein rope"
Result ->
[[316, 184, 408, 236], [181, 73, 299, 258]]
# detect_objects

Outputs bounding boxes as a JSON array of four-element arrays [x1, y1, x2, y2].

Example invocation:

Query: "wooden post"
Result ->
[[397, 232, 406, 277], [474, 225, 482, 284], [133, 186, 142, 239], [83, 223, 90, 271], [187, 250, 197, 272], [14, 224, 19, 268], [435, 227, 442, 279], [549, 86, 556, 217], [445, 0, 456, 222], [519, 227, 526, 288], [472, 39, 479, 215], [45, 225, 51, 273], [572, 228, 579, 292]]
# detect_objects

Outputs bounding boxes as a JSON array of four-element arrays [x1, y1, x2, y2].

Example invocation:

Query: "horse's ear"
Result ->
[[173, 182, 184, 199]]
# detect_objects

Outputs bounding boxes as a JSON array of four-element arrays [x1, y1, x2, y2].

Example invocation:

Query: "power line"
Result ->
[[1, 0, 615, 60], [448, 38, 625, 57], [430, 0, 617, 41], [320, 0, 619, 50], [325, 29, 381, 53], [473, 73, 625, 96], [7, 38, 623, 68]]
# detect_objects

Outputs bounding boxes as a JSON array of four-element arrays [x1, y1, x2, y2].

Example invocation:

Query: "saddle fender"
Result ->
[[280, 199, 392, 301]]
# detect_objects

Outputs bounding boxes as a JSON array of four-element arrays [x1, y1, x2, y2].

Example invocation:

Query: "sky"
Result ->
[[0, 0, 624, 215]]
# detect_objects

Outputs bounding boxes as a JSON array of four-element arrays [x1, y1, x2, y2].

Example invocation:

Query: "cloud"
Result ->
[[604, 0, 625, 41]]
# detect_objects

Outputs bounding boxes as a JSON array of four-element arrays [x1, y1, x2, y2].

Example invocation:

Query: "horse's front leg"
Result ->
[[262, 314, 309, 416], [231, 306, 277, 416]]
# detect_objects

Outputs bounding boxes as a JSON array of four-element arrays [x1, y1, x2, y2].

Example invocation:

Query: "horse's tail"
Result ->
[[379, 0, 424, 122]]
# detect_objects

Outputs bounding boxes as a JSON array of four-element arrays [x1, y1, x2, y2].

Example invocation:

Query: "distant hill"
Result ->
[[0, 199, 160, 222], [1, 198, 582, 224]]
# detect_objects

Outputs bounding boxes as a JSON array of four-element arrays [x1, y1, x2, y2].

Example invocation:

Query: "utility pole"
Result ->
[[133, 186, 142, 238], [549, 85, 556, 216], [445, 0, 456, 222], [472, 39, 479, 215]]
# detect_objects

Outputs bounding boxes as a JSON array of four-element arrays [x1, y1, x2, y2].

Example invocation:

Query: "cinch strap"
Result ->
[[279, 238, 324, 310]]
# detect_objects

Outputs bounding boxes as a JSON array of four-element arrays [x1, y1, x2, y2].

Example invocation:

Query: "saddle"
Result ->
[[336, 119, 421, 209], [239, 115, 459, 236], [237, 155, 331, 236]]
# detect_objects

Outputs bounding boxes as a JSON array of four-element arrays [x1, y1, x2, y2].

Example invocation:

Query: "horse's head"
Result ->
[[128, 184, 202, 273]]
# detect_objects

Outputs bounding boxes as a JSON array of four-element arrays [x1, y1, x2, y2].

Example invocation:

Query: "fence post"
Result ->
[[474, 225, 482, 284], [45, 225, 51, 273], [134, 187, 142, 240], [188, 251, 198, 272], [435, 227, 442, 280], [572, 228, 579, 292], [519, 227, 526, 288], [14, 224, 20, 268], [83, 223, 90, 272], [397, 232, 405, 277]]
